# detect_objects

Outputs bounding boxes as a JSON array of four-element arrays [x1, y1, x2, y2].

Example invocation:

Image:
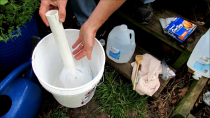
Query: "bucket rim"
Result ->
[[32, 29, 106, 91]]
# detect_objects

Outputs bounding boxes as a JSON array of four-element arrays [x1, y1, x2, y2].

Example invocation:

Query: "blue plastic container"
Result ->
[[0, 61, 42, 118], [0, 15, 39, 72]]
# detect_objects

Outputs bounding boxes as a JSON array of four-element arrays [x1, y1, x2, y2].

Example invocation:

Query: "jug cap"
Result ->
[[203, 91, 210, 106], [120, 24, 127, 31], [99, 39, 105, 46]]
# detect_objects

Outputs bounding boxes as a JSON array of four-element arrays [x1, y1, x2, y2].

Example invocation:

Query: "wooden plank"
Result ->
[[172, 51, 191, 70], [187, 114, 195, 118], [153, 8, 208, 52], [114, 8, 208, 70], [171, 77, 208, 118], [106, 45, 148, 80], [153, 76, 171, 99], [106, 45, 176, 99], [115, 10, 189, 54], [115, 8, 208, 52]]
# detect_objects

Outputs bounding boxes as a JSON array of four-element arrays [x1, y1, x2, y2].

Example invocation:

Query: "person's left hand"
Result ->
[[72, 22, 96, 60]]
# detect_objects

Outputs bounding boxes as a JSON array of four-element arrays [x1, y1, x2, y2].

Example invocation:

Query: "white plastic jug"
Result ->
[[187, 28, 210, 80], [106, 24, 136, 63]]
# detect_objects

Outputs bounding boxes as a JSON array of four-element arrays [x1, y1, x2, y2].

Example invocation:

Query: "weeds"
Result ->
[[94, 68, 149, 118], [45, 105, 69, 118]]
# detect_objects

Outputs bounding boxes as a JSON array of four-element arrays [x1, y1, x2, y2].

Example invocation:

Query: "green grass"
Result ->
[[94, 68, 149, 118], [45, 105, 69, 118]]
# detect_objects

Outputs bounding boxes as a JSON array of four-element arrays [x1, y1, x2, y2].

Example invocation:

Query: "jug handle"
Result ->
[[129, 30, 135, 44]]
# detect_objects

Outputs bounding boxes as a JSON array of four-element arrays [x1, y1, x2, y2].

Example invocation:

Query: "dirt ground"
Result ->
[[33, 0, 210, 117], [147, 65, 210, 118], [34, 64, 210, 118], [35, 84, 110, 118]]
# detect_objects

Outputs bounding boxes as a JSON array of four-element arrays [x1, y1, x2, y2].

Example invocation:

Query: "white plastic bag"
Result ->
[[162, 58, 176, 80]]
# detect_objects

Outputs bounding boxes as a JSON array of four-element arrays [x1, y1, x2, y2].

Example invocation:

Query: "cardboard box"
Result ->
[[163, 17, 197, 43]]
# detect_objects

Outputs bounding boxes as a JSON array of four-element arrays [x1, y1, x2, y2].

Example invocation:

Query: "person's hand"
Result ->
[[39, 0, 67, 26], [72, 22, 96, 60]]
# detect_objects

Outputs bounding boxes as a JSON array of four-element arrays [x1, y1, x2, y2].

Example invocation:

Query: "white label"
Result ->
[[109, 46, 120, 60], [110, 46, 119, 53], [81, 87, 96, 105], [193, 55, 210, 73]]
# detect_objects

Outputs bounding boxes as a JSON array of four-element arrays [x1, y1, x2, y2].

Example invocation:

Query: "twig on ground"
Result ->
[[162, 84, 178, 107], [59, 105, 64, 108], [47, 110, 51, 117]]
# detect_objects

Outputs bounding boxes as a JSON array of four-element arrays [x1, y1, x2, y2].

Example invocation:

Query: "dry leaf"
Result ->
[[159, 108, 166, 118], [188, 67, 194, 73], [174, 78, 182, 84], [158, 101, 163, 109], [198, 96, 203, 103], [174, 88, 180, 93], [167, 85, 172, 90], [170, 99, 178, 105], [130, 110, 138, 117], [152, 100, 159, 108], [195, 102, 199, 107], [178, 86, 189, 98], [172, 91, 176, 96]]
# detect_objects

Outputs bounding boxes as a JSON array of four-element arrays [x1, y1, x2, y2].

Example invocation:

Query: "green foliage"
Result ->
[[0, 0, 40, 42], [0, 0, 8, 5], [94, 69, 149, 118], [45, 106, 69, 118]]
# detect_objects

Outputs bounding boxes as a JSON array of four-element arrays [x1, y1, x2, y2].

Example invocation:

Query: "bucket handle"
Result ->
[[97, 74, 104, 86]]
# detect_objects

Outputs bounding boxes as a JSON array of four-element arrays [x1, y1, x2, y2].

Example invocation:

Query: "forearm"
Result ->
[[85, 0, 126, 32]]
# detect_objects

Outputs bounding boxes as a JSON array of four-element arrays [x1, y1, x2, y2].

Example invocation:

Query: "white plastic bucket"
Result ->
[[32, 29, 105, 108]]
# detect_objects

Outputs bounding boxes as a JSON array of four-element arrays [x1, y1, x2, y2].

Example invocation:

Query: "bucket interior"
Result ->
[[32, 29, 105, 90]]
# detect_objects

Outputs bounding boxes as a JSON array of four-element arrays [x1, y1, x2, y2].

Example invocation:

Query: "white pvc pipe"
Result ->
[[45, 10, 76, 70]]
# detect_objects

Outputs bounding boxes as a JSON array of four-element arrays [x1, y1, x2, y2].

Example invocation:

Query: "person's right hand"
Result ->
[[39, 0, 67, 26]]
